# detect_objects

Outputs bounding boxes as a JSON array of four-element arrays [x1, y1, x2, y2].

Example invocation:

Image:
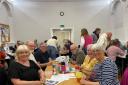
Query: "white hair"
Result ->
[[91, 33, 109, 51]]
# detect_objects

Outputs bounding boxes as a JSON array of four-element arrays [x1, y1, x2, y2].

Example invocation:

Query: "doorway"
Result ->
[[51, 29, 73, 48]]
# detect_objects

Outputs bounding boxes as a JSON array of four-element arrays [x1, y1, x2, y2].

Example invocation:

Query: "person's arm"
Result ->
[[38, 69, 45, 84], [80, 79, 99, 85], [11, 79, 42, 85], [81, 68, 92, 78], [116, 47, 126, 58], [80, 36, 85, 48], [39, 61, 52, 67], [80, 74, 99, 85]]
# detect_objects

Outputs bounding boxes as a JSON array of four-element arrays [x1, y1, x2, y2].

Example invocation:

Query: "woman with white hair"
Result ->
[[81, 44, 98, 79], [8, 45, 45, 85], [80, 43, 120, 85], [80, 32, 119, 85]]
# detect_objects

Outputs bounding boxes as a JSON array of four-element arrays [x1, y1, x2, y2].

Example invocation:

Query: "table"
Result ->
[[45, 64, 81, 85]]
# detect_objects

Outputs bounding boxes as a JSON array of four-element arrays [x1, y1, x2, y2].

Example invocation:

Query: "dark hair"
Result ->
[[107, 39, 120, 49], [93, 28, 101, 38], [44, 40, 47, 43], [112, 39, 120, 46], [94, 28, 101, 32], [52, 36, 57, 40], [81, 28, 88, 36]]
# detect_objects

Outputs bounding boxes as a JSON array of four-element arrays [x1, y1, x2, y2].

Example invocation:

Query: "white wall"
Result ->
[[3, 0, 125, 44], [0, 2, 15, 43], [12, 1, 113, 44], [109, 1, 128, 43]]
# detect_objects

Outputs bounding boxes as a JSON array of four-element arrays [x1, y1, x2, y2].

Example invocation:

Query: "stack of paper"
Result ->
[[45, 73, 76, 85]]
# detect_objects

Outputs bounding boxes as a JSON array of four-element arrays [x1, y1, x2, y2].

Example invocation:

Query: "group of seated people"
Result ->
[[0, 32, 128, 85]]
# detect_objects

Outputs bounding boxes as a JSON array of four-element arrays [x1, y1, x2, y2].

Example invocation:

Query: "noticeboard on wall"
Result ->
[[0, 23, 10, 43]]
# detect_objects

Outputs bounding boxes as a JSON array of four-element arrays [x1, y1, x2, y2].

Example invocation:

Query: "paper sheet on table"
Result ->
[[46, 73, 76, 85]]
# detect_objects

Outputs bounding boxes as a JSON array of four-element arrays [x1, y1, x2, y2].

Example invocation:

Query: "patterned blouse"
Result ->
[[90, 57, 120, 85]]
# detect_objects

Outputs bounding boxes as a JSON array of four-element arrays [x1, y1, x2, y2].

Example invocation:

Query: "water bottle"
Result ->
[[61, 62, 66, 74]]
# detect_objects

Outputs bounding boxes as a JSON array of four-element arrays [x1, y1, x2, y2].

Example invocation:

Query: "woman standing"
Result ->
[[8, 45, 45, 85], [80, 28, 93, 54]]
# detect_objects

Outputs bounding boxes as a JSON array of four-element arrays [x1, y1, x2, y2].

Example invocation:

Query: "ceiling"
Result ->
[[17, 0, 106, 2]]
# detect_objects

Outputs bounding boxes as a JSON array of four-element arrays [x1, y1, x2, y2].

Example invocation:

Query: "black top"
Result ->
[[0, 67, 7, 85], [8, 60, 40, 85], [34, 48, 50, 70]]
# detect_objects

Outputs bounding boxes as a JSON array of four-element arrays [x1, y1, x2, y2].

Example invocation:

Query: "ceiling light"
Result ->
[[7, 0, 14, 2], [10, 0, 14, 1], [108, 0, 114, 4]]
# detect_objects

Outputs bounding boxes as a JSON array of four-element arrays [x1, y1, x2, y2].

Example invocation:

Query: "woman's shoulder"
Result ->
[[29, 60, 36, 65], [102, 57, 115, 66], [29, 60, 39, 68], [8, 60, 22, 70], [9, 60, 18, 66]]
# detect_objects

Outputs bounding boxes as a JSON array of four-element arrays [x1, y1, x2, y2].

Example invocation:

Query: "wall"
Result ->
[[1, 0, 120, 44], [0, 2, 15, 43], [109, 1, 128, 43], [12, 1, 112, 44]]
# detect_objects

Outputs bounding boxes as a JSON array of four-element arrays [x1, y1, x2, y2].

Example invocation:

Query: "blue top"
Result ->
[[90, 57, 120, 85]]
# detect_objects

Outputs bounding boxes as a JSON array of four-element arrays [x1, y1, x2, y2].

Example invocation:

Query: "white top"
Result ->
[[80, 36, 85, 48], [47, 38, 58, 48], [29, 53, 37, 63]]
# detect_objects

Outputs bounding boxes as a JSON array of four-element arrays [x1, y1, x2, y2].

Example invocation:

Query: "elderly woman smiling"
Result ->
[[80, 43, 120, 85], [8, 45, 45, 85]]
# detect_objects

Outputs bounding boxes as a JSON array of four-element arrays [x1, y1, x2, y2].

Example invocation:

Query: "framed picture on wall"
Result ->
[[0, 24, 10, 43]]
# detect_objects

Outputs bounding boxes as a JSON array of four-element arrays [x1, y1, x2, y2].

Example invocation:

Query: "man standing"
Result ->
[[47, 36, 59, 60]]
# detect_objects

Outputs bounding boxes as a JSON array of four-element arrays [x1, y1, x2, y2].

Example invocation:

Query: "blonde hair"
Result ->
[[16, 45, 30, 56]]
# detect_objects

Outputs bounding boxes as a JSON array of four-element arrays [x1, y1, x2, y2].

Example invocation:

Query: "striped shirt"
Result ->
[[90, 57, 120, 85]]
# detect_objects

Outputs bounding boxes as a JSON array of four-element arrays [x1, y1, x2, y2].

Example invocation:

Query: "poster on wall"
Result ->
[[0, 24, 10, 43]]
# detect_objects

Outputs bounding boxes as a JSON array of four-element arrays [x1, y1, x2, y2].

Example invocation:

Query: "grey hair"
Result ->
[[91, 33, 109, 51]]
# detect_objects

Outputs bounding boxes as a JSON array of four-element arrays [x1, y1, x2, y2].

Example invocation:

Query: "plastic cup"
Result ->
[[75, 72, 83, 82], [45, 71, 53, 79]]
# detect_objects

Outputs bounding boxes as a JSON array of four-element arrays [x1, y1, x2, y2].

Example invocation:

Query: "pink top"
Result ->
[[106, 46, 125, 61], [84, 35, 93, 48]]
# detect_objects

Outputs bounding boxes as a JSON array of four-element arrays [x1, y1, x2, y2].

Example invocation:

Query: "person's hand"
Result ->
[[82, 74, 86, 80], [40, 70, 46, 84], [47, 61, 52, 66], [80, 79, 90, 85], [80, 78, 86, 85], [40, 75, 46, 85], [40, 79, 45, 85]]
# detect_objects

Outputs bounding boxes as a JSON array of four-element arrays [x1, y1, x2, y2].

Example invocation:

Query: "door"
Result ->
[[52, 29, 71, 48]]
